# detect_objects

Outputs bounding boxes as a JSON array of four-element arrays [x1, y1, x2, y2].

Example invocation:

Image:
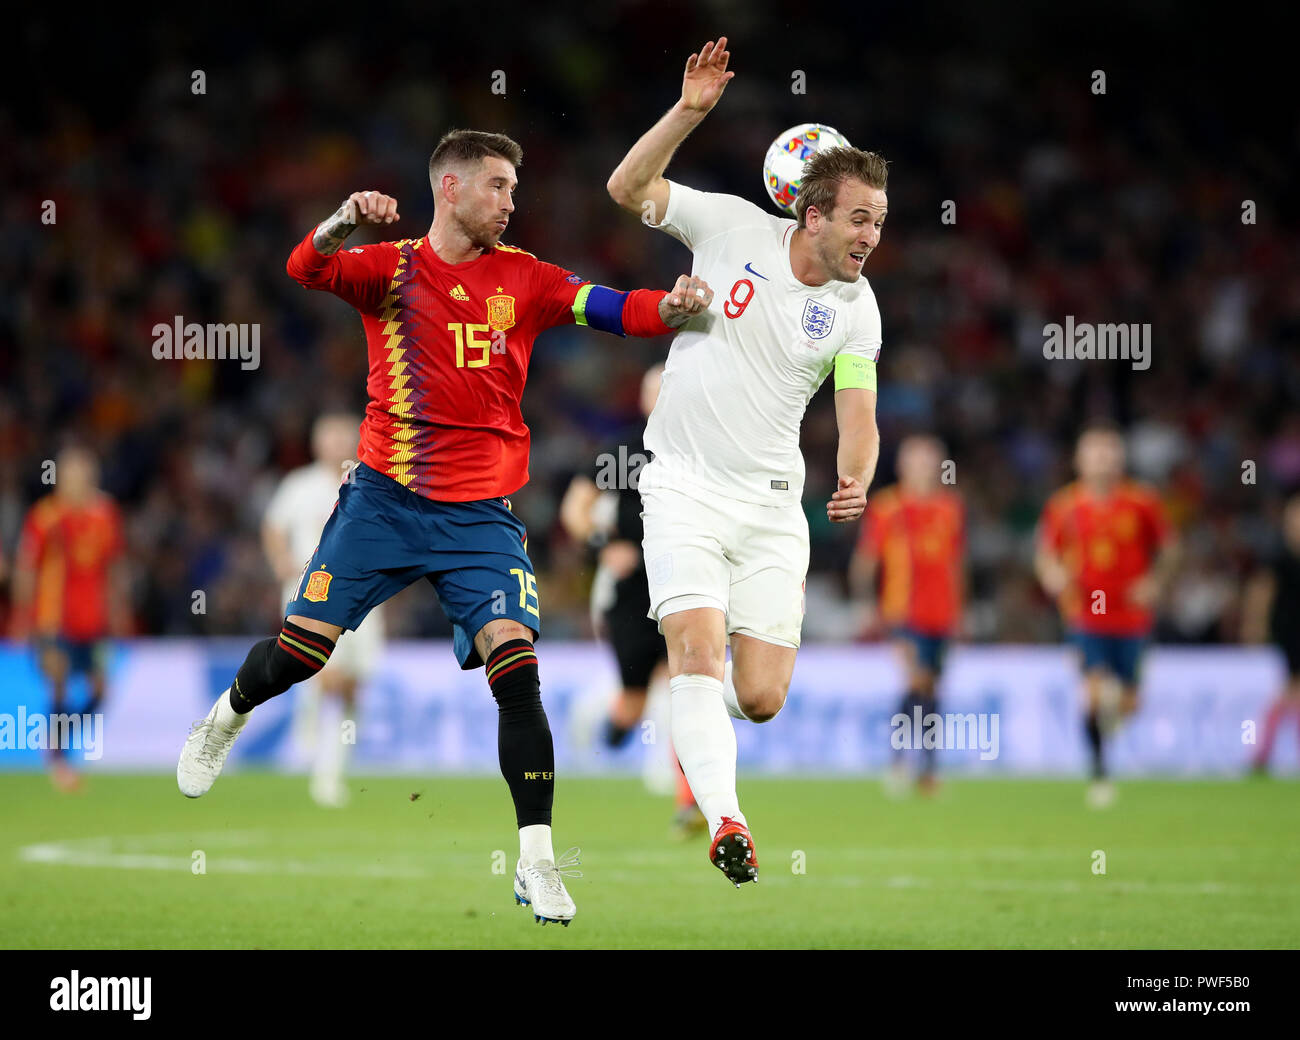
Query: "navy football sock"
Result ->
[[1085, 711, 1105, 778], [485, 639, 554, 828], [230, 621, 336, 713]]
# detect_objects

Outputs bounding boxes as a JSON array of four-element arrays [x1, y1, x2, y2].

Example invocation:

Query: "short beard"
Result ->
[[817, 240, 859, 283], [455, 212, 501, 253]]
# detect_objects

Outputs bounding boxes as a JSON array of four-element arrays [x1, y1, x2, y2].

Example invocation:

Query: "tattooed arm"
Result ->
[[312, 191, 401, 255], [287, 191, 402, 306]]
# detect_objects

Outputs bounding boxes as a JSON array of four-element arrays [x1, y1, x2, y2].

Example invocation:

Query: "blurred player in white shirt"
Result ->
[[560, 365, 705, 837], [262, 413, 386, 807], [608, 37, 884, 885]]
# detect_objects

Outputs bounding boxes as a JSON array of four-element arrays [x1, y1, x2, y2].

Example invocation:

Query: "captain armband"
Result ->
[[834, 353, 877, 392], [572, 284, 628, 336]]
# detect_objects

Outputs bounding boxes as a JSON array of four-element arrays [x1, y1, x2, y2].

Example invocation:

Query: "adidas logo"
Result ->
[[449, 284, 469, 301]]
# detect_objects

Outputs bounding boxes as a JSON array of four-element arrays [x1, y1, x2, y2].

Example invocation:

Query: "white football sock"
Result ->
[[670, 673, 743, 835], [214, 689, 250, 731], [312, 696, 349, 793], [520, 824, 555, 865], [291, 680, 319, 754], [720, 659, 751, 721]]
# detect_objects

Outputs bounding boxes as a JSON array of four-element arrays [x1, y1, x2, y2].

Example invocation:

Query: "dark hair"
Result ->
[[1079, 418, 1124, 440], [795, 146, 889, 228], [428, 129, 523, 189]]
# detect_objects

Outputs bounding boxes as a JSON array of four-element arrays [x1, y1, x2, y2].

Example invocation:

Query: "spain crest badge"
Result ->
[[303, 569, 333, 603], [486, 293, 517, 332]]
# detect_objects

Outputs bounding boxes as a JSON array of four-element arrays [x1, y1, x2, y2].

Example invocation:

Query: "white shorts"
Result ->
[[325, 608, 385, 680], [640, 482, 808, 648], [283, 578, 384, 681]]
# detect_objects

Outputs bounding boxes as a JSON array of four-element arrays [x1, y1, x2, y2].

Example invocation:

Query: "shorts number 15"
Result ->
[[509, 567, 540, 618]]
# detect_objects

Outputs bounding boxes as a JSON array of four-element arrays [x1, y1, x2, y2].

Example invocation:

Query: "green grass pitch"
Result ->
[[1, 773, 1296, 949]]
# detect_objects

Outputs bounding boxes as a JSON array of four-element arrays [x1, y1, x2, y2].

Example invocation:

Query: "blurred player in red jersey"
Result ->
[[174, 129, 712, 927], [1035, 422, 1178, 807], [11, 446, 127, 791], [851, 435, 964, 794], [1240, 491, 1300, 775]]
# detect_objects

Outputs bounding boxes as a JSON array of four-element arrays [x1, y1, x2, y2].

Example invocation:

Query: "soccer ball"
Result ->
[[762, 123, 853, 215]]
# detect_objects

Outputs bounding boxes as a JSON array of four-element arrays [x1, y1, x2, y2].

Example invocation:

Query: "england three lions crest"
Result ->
[[802, 299, 836, 340], [486, 294, 517, 332]]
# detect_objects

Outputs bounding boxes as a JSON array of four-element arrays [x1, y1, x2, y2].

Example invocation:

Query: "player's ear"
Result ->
[[439, 172, 460, 205]]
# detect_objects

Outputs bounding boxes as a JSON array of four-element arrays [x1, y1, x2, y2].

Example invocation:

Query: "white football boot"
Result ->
[[513, 848, 580, 926], [177, 689, 249, 797], [1086, 779, 1117, 809], [309, 771, 349, 809], [882, 760, 911, 799]]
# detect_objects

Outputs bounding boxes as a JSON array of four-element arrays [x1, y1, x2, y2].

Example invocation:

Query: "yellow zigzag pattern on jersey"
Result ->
[[493, 242, 536, 259], [380, 242, 418, 487]]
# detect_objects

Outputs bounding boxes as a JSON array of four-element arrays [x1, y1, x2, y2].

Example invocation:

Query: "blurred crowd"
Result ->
[[3, 7, 1297, 644]]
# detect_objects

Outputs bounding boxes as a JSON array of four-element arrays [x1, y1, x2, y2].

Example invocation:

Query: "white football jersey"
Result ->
[[643, 180, 882, 506], [264, 463, 381, 631]]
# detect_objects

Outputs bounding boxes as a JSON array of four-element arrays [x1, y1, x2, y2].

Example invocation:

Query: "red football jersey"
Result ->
[[1039, 480, 1171, 635], [16, 493, 124, 640], [288, 232, 659, 501], [859, 486, 964, 635]]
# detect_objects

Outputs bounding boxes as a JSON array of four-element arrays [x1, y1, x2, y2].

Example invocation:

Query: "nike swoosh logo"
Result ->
[[744, 263, 769, 281]]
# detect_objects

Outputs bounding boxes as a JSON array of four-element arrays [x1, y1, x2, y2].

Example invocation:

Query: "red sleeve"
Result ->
[[530, 259, 673, 337], [16, 505, 46, 571], [286, 231, 399, 313], [858, 498, 884, 558], [1143, 490, 1172, 550], [621, 289, 674, 337], [530, 260, 587, 330], [105, 502, 126, 561], [1039, 494, 1064, 552]]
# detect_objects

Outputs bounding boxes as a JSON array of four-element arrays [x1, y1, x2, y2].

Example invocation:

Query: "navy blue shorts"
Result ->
[[285, 463, 539, 670], [1070, 631, 1146, 686], [894, 628, 948, 673], [35, 637, 108, 677]]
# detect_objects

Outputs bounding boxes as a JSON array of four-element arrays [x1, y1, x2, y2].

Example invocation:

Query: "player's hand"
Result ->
[[954, 611, 974, 641], [344, 191, 400, 226], [1129, 573, 1160, 609], [1038, 557, 1070, 598], [1241, 621, 1268, 645], [660, 275, 714, 327], [109, 613, 131, 639], [681, 37, 735, 112], [598, 539, 641, 582], [853, 601, 880, 641], [827, 476, 866, 523]]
